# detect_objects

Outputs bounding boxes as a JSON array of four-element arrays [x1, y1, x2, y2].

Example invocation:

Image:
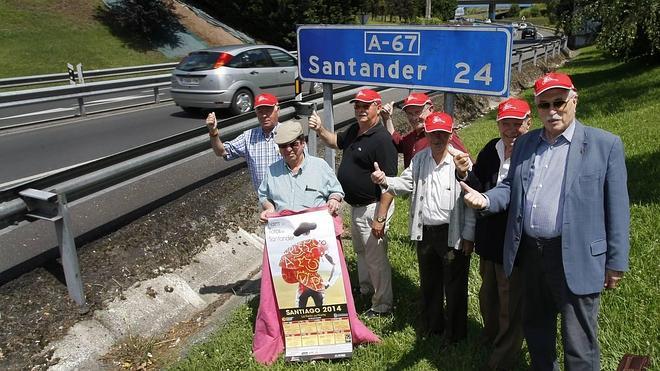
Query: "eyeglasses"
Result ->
[[278, 140, 302, 149], [537, 100, 569, 110]]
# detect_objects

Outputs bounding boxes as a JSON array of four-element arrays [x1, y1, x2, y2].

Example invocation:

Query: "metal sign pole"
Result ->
[[444, 92, 456, 117], [322, 83, 335, 169]]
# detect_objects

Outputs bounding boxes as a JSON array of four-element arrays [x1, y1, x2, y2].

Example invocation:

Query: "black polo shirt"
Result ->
[[336, 122, 398, 206]]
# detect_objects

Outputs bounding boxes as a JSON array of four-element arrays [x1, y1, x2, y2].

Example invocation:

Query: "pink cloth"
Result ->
[[252, 208, 380, 365]]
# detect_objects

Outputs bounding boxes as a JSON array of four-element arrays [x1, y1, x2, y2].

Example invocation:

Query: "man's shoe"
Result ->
[[363, 308, 392, 318]]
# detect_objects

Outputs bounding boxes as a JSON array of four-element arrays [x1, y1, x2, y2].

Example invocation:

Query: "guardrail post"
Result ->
[[76, 63, 85, 85], [18, 189, 88, 311], [322, 83, 335, 169], [154, 86, 160, 104], [517, 51, 523, 72], [77, 97, 86, 117], [544, 44, 548, 63], [533, 47, 538, 66]]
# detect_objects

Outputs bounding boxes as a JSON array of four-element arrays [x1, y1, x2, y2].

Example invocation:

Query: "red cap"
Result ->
[[534, 73, 576, 96], [497, 98, 531, 121], [424, 112, 453, 133], [254, 93, 278, 108], [402, 92, 432, 109], [349, 89, 382, 104]]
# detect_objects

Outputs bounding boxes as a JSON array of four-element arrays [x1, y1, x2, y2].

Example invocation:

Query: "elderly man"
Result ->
[[253, 120, 379, 364], [455, 98, 532, 370], [308, 89, 398, 318], [461, 73, 630, 370], [372, 112, 475, 342], [206, 93, 281, 191], [381, 92, 469, 168], [258, 120, 343, 220]]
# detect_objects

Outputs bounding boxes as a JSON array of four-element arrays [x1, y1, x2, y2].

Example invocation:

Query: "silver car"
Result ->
[[171, 44, 307, 115]]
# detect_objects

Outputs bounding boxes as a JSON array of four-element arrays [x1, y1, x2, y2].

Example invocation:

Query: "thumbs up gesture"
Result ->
[[460, 181, 488, 210], [371, 162, 386, 185], [308, 111, 323, 133], [453, 152, 471, 179]]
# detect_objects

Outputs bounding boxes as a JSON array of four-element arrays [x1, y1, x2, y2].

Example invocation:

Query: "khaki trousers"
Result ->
[[350, 202, 394, 313]]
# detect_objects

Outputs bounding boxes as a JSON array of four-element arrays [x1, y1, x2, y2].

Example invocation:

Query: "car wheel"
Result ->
[[230, 89, 253, 115]]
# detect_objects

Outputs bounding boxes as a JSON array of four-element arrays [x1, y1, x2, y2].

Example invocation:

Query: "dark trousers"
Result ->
[[479, 259, 524, 369], [520, 235, 601, 371], [417, 225, 470, 342], [298, 287, 323, 308]]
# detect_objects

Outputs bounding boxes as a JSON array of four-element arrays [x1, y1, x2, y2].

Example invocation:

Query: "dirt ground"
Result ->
[[0, 6, 568, 368]]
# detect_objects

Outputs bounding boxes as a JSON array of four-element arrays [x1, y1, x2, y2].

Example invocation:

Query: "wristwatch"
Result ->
[[375, 216, 386, 223]]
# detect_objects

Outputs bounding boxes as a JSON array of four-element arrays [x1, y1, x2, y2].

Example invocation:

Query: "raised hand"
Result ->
[[206, 112, 217, 130], [453, 152, 471, 178], [380, 101, 394, 119], [308, 111, 323, 132], [460, 181, 488, 210], [371, 162, 386, 185]]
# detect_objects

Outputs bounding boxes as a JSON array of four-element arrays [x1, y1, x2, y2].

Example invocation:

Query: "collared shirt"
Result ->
[[494, 139, 511, 185], [258, 155, 344, 211], [337, 123, 398, 206], [391, 130, 428, 168], [422, 153, 453, 225], [224, 125, 281, 191], [523, 121, 576, 238]]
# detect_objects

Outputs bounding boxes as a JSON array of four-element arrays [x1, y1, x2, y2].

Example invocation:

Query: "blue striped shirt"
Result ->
[[224, 126, 281, 191], [523, 122, 575, 238]]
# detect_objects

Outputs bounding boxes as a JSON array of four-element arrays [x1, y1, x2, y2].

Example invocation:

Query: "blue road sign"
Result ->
[[297, 25, 513, 97]]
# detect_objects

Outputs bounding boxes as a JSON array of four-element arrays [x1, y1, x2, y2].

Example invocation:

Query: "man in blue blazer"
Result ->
[[461, 72, 630, 371]]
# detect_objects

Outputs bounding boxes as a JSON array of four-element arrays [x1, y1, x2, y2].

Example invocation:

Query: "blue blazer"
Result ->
[[485, 121, 630, 295]]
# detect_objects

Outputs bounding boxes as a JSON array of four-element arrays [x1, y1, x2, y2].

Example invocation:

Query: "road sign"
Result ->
[[297, 25, 513, 97]]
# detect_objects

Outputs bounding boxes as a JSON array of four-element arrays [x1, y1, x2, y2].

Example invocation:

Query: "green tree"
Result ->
[[97, 0, 185, 49], [549, 0, 659, 59], [509, 4, 521, 17]]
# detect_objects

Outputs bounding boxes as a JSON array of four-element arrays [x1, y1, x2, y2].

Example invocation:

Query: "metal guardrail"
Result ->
[[0, 63, 178, 90]]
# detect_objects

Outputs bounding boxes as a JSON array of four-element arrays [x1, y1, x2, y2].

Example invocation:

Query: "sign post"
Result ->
[[297, 25, 513, 97]]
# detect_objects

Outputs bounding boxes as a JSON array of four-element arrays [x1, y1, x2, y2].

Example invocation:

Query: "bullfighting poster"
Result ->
[[265, 208, 352, 361]]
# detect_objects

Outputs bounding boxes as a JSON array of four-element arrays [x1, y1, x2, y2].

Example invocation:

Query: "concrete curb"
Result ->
[[47, 227, 263, 370]]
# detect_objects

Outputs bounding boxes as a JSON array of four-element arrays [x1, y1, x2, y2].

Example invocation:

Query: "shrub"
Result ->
[[97, 0, 185, 49]]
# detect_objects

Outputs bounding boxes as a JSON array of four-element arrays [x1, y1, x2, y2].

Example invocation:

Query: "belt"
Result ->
[[522, 234, 562, 248], [350, 200, 376, 208], [423, 224, 449, 231]]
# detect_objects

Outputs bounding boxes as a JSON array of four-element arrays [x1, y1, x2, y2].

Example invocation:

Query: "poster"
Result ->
[[265, 208, 352, 361]]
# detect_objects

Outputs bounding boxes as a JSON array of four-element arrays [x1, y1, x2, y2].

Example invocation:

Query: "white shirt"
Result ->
[[422, 153, 454, 225], [495, 139, 511, 185]]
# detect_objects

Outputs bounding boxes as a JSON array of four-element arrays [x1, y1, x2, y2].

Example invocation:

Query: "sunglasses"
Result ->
[[537, 100, 569, 110], [277, 140, 302, 149]]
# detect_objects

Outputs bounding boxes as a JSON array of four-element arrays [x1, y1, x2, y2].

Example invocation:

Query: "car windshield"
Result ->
[[177, 52, 222, 72]]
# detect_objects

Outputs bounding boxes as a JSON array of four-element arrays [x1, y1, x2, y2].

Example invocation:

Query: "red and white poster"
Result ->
[[265, 208, 352, 361]]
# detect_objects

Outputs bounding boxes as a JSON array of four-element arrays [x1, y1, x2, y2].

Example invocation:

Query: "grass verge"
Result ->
[[0, 0, 171, 78], [171, 46, 659, 370]]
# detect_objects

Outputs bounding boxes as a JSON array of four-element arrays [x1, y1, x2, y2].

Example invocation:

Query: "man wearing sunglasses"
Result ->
[[206, 93, 282, 192], [461, 73, 630, 371], [308, 89, 398, 318], [380, 92, 469, 169], [257, 119, 343, 222]]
